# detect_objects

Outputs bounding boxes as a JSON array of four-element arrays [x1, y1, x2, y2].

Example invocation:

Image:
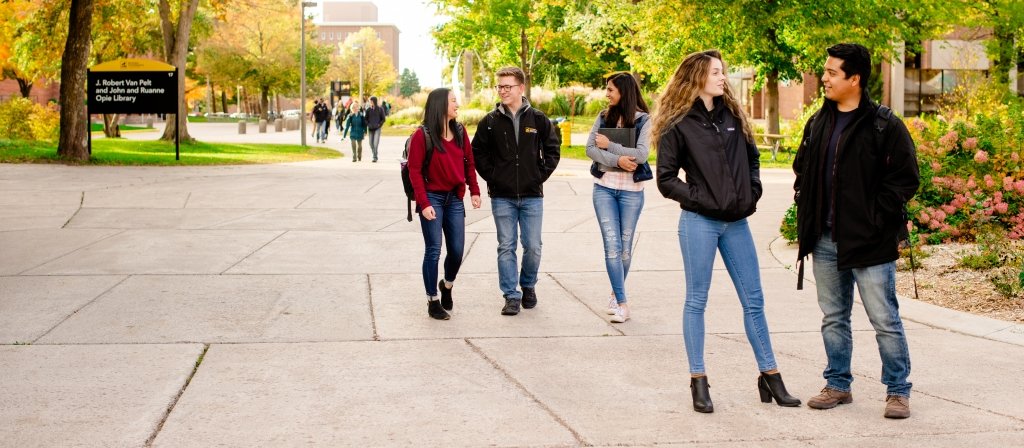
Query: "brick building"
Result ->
[[315, 1, 400, 73]]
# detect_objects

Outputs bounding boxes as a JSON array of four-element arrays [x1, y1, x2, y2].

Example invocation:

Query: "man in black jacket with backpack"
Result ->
[[472, 66, 561, 316], [793, 43, 919, 419]]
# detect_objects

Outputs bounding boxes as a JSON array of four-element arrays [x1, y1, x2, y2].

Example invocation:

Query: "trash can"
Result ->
[[238, 121, 246, 134], [559, 121, 572, 147]]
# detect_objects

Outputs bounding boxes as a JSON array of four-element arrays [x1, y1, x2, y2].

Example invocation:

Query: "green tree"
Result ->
[[398, 68, 420, 97], [198, 0, 312, 120], [327, 27, 397, 98]]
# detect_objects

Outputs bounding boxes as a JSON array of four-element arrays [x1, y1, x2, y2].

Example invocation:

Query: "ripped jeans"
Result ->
[[593, 184, 645, 304]]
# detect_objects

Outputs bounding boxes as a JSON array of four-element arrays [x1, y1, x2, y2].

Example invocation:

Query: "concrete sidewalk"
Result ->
[[2, 125, 1023, 447]]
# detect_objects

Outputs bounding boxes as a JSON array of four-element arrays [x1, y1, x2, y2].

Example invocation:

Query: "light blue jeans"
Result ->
[[812, 232, 912, 397], [317, 120, 330, 141], [368, 128, 382, 161], [593, 184, 644, 304], [678, 210, 778, 374], [419, 191, 466, 297], [491, 197, 543, 300]]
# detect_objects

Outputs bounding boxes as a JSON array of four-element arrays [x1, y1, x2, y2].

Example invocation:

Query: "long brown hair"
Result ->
[[652, 50, 753, 144], [602, 72, 649, 128]]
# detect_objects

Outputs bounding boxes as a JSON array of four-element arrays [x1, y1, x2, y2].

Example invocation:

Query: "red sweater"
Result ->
[[407, 127, 480, 210]]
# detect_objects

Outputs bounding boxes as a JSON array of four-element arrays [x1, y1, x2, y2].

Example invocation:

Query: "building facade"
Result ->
[[315, 1, 400, 75]]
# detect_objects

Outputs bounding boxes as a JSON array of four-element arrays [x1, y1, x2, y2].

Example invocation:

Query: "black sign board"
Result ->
[[88, 71, 178, 114], [87, 58, 180, 159]]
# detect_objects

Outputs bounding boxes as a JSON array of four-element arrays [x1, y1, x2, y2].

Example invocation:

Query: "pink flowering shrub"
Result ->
[[906, 85, 1024, 244]]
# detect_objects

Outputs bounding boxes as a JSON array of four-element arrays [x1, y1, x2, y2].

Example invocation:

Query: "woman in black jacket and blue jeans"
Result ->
[[654, 50, 800, 413]]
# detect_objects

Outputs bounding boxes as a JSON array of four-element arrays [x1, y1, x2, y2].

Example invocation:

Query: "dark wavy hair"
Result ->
[[422, 88, 462, 152], [602, 72, 649, 129], [826, 43, 872, 94]]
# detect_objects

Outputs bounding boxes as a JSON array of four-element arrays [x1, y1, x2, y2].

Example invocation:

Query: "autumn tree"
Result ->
[[328, 27, 397, 98]]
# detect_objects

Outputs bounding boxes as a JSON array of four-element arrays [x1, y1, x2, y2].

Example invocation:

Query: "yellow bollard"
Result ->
[[559, 121, 572, 147]]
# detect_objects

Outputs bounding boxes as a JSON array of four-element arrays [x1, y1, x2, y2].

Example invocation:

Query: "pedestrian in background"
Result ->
[[365, 96, 387, 162], [343, 102, 367, 162]]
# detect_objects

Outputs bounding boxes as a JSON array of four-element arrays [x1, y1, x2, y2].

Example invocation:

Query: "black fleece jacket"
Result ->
[[792, 96, 920, 274], [657, 97, 762, 222], [472, 102, 561, 198]]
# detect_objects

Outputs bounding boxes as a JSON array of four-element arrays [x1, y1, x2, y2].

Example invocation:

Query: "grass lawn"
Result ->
[[0, 138, 341, 165], [90, 123, 153, 133]]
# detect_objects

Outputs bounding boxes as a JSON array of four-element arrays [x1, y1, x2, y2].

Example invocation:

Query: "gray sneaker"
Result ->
[[501, 297, 521, 316]]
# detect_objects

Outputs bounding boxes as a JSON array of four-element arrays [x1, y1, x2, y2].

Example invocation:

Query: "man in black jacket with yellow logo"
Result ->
[[472, 66, 561, 316], [793, 43, 919, 419]]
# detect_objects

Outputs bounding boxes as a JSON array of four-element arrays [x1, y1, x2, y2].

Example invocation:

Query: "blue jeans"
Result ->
[[678, 210, 778, 374], [593, 184, 644, 304], [491, 197, 543, 300], [812, 232, 912, 397], [419, 191, 466, 296], [318, 120, 330, 141], [368, 128, 382, 161]]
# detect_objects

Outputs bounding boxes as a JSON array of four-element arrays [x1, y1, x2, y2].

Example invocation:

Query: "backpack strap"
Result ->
[[874, 104, 892, 134]]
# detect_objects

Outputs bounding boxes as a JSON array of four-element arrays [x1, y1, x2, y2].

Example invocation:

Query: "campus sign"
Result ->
[[88, 58, 177, 114], [87, 58, 180, 159]]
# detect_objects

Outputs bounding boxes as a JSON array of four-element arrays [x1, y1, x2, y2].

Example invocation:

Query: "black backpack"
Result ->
[[400, 124, 467, 221]]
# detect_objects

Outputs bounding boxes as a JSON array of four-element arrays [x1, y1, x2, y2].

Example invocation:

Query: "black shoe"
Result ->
[[521, 287, 537, 309], [758, 372, 801, 407], [690, 376, 714, 413], [438, 280, 453, 311], [428, 299, 450, 320], [501, 297, 521, 316]]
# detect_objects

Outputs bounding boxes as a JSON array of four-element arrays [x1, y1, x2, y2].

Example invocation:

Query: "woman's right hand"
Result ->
[[421, 206, 436, 220], [617, 156, 638, 171]]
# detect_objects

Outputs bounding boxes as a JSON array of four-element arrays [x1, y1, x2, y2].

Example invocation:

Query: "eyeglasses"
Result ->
[[496, 84, 521, 92]]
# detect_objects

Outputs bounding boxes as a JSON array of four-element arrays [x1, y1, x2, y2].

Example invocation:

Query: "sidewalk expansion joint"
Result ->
[[549, 273, 625, 336], [218, 230, 289, 274], [367, 274, 380, 341], [145, 343, 209, 447], [293, 192, 316, 209], [16, 229, 127, 275], [32, 275, 131, 344], [464, 338, 587, 445], [60, 191, 86, 229]]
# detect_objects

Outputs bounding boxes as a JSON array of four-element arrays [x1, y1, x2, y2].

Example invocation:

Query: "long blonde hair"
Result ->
[[652, 50, 753, 144]]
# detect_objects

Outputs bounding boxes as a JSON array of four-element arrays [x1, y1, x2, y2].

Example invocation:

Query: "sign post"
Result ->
[[88, 59, 179, 159]]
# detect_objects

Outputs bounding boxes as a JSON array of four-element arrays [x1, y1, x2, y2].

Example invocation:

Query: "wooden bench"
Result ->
[[753, 133, 790, 162]]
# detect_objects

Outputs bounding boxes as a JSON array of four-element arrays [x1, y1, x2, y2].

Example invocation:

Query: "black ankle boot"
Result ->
[[438, 280, 453, 311], [758, 372, 801, 407], [690, 376, 713, 413], [427, 299, 450, 320]]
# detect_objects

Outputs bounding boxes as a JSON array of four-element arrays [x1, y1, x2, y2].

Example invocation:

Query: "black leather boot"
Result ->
[[690, 376, 713, 413], [427, 299, 450, 320], [758, 372, 801, 407]]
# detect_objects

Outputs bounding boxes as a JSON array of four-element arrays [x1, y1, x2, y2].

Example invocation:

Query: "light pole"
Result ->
[[352, 43, 363, 103], [299, 1, 317, 147]]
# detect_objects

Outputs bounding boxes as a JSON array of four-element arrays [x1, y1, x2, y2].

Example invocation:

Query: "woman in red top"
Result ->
[[407, 88, 482, 320]]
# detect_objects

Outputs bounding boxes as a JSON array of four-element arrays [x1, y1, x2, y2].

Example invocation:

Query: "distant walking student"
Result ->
[[364, 96, 387, 162], [343, 102, 367, 162]]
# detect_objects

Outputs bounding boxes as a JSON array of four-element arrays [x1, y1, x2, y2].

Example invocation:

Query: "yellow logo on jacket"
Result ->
[[524, 127, 537, 134]]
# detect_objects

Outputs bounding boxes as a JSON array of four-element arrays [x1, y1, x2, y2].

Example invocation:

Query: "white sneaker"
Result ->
[[605, 294, 619, 315], [610, 306, 630, 323]]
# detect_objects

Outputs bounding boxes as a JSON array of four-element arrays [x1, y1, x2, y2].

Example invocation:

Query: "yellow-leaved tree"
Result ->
[[328, 27, 397, 98]]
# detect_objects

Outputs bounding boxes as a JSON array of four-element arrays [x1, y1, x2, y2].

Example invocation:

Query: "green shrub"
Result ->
[[458, 108, 487, 126], [0, 97, 36, 140], [991, 264, 1024, 299], [584, 98, 608, 116], [29, 103, 59, 142], [389, 106, 423, 126], [779, 202, 798, 243]]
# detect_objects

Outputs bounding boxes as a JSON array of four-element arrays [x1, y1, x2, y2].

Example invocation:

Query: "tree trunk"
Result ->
[[766, 70, 780, 135], [102, 114, 121, 138], [16, 78, 33, 98], [221, 90, 227, 114], [57, 0, 94, 161], [520, 28, 531, 102], [158, 0, 199, 143], [260, 87, 270, 120]]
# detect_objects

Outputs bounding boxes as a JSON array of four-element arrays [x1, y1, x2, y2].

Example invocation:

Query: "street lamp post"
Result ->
[[299, 1, 317, 147], [352, 43, 363, 103]]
